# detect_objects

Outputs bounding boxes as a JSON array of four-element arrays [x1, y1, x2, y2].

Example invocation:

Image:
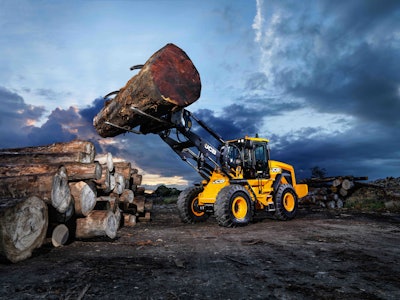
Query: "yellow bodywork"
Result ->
[[198, 159, 308, 210]]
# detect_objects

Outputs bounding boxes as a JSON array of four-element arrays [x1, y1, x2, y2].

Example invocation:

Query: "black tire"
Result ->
[[274, 184, 298, 220], [177, 186, 209, 223], [214, 185, 253, 227]]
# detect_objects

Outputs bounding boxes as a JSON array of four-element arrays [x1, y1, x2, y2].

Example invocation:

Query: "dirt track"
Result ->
[[1, 204, 400, 299]]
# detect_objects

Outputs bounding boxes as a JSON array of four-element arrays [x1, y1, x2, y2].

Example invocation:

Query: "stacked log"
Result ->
[[0, 196, 48, 263], [301, 176, 368, 209], [0, 140, 152, 262]]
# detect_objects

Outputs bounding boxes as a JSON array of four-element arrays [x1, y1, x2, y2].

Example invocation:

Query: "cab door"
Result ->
[[254, 143, 269, 178]]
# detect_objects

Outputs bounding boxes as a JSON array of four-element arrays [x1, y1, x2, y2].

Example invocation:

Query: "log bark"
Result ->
[[114, 162, 132, 187], [0, 166, 71, 213], [0, 152, 93, 165], [0, 162, 101, 181], [120, 189, 134, 204], [75, 210, 118, 239], [114, 162, 132, 178], [0, 140, 95, 163], [0, 196, 48, 263], [0, 139, 95, 155], [123, 214, 137, 227], [131, 173, 142, 186], [69, 181, 97, 216], [133, 195, 145, 213], [93, 43, 201, 137]]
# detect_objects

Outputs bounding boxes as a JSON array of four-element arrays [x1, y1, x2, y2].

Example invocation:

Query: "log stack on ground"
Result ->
[[0, 140, 152, 262], [93, 43, 201, 136], [301, 176, 368, 209]]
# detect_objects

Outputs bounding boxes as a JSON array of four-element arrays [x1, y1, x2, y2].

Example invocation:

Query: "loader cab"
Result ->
[[224, 136, 270, 179]]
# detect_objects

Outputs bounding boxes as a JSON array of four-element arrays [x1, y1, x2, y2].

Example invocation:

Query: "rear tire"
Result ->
[[215, 185, 253, 227], [274, 184, 298, 220], [177, 186, 208, 223]]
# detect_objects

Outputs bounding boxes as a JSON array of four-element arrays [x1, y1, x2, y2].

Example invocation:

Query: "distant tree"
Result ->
[[311, 166, 326, 178], [154, 185, 181, 197]]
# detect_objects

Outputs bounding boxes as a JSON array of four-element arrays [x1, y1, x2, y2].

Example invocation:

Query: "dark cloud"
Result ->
[[250, 0, 400, 180], [270, 120, 400, 180], [80, 97, 107, 124], [0, 86, 45, 148], [260, 1, 400, 126]]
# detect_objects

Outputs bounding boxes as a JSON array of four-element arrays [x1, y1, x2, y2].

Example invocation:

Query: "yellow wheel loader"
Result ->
[[110, 107, 308, 227], [96, 45, 307, 227]]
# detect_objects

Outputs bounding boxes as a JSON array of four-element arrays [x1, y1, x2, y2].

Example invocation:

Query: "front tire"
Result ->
[[177, 186, 208, 223], [214, 185, 253, 227], [274, 184, 298, 220]]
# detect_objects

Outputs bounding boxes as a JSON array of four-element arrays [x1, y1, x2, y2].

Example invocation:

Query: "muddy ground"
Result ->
[[1, 204, 400, 300]]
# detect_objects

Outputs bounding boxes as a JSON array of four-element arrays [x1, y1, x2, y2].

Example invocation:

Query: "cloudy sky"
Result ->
[[0, 0, 399, 189]]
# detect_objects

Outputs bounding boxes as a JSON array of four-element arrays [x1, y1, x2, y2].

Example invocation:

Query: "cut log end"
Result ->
[[51, 166, 72, 213], [51, 224, 69, 247], [0, 196, 48, 263], [149, 43, 201, 106]]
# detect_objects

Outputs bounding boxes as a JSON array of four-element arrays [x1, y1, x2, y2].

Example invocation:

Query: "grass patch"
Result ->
[[162, 195, 179, 204], [345, 197, 386, 211]]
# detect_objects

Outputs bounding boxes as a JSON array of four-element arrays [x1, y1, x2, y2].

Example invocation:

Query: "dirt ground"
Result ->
[[1, 203, 400, 300]]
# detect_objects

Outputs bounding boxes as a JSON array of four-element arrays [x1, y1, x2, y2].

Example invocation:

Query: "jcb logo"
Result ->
[[204, 143, 217, 155]]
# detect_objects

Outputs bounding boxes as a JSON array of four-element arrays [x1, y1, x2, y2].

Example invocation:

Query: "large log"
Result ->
[[0, 162, 102, 181], [93, 43, 201, 137], [0, 140, 96, 163], [0, 152, 93, 165], [0, 196, 48, 263], [75, 210, 118, 239], [0, 166, 71, 213]]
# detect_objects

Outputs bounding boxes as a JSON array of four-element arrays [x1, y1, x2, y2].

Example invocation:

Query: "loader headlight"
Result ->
[[271, 167, 282, 173]]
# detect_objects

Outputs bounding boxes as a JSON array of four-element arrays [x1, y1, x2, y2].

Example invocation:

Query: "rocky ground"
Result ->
[[1, 201, 400, 299]]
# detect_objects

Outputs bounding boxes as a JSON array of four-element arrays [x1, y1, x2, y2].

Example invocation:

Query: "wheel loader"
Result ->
[[109, 107, 308, 227], [94, 44, 307, 227]]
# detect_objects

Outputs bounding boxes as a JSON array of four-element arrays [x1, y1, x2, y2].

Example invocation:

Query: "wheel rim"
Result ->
[[191, 197, 204, 217], [231, 196, 248, 219], [283, 192, 295, 212]]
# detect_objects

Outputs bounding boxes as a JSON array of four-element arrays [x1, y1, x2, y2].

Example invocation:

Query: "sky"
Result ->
[[0, 0, 399, 189]]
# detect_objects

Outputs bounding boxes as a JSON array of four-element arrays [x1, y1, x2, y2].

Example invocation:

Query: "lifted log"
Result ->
[[93, 43, 201, 137]]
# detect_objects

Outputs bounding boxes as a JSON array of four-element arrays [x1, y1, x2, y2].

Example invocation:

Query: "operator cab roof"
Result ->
[[227, 136, 269, 144]]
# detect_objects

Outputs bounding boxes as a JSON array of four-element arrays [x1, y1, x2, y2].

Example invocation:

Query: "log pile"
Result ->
[[0, 140, 152, 262], [300, 176, 369, 209]]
